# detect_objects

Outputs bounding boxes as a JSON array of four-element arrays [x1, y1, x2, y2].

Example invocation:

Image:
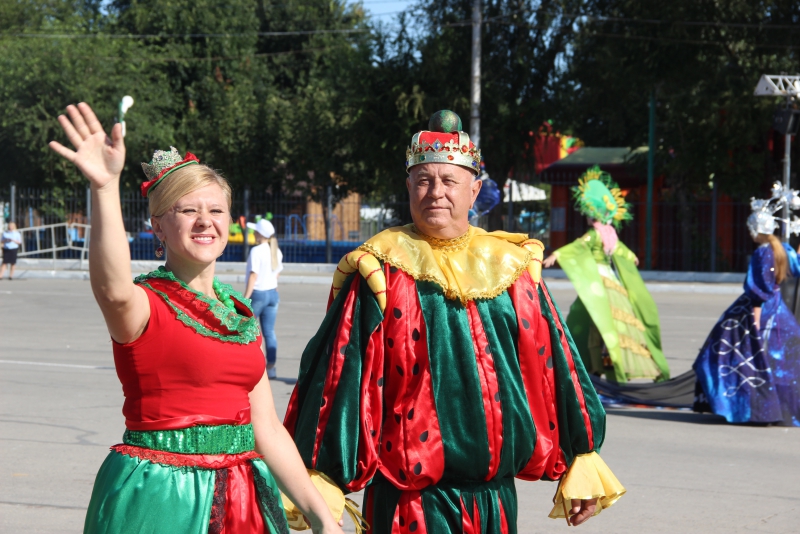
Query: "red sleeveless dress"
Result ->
[[113, 281, 265, 431]]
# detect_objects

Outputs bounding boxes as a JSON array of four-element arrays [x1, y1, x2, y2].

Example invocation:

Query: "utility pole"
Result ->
[[470, 0, 481, 146], [645, 91, 655, 270], [754, 74, 800, 242]]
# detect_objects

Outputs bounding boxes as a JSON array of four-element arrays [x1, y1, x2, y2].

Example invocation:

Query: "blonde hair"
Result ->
[[763, 234, 788, 284], [148, 164, 232, 217], [255, 231, 281, 271]]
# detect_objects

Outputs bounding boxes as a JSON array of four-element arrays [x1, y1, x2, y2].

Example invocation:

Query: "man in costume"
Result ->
[[284, 111, 624, 532], [543, 167, 669, 383]]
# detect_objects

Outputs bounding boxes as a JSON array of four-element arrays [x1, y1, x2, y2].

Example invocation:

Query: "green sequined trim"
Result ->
[[135, 267, 260, 345], [123, 424, 255, 455]]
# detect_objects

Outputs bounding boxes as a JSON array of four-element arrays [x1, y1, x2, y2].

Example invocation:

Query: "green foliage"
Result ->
[[1, 0, 798, 213], [554, 0, 800, 200]]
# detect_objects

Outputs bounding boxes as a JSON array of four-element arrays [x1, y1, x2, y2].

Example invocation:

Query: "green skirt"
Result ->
[[84, 424, 289, 534]]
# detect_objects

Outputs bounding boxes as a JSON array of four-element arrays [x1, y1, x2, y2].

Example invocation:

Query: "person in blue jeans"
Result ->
[[244, 219, 283, 378]]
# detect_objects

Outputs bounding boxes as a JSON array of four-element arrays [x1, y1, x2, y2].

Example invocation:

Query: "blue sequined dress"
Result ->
[[694, 243, 800, 426]]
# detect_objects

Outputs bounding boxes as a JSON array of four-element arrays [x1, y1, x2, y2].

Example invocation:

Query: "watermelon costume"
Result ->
[[83, 267, 289, 533], [284, 224, 625, 533]]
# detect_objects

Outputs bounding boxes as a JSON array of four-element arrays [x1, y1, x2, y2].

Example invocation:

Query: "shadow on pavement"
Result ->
[[605, 407, 729, 425], [274, 377, 297, 386]]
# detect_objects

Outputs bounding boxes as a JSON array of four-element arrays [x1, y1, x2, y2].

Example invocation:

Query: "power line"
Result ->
[[85, 44, 350, 62], [588, 31, 800, 49], [0, 29, 369, 39]]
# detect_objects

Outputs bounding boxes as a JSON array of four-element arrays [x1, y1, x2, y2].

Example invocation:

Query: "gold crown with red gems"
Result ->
[[405, 110, 481, 174]]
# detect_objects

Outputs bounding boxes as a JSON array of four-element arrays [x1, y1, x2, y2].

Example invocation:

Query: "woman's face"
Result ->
[[152, 183, 230, 267]]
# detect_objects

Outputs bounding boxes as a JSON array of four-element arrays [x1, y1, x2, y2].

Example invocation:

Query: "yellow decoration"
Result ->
[[228, 232, 256, 244], [602, 276, 629, 297], [332, 251, 387, 312], [357, 225, 538, 304], [282, 470, 369, 533], [610, 306, 646, 331], [521, 239, 544, 283], [618, 333, 652, 358], [549, 452, 626, 524]]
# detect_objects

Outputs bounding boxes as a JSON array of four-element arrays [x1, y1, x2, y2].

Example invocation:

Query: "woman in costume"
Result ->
[[244, 218, 283, 379], [693, 182, 800, 426], [542, 166, 669, 383], [49, 103, 343, 533]]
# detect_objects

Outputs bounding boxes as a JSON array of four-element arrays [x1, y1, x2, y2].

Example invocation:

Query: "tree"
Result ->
[[0, 1, 172, 188], [347, 0, 585, 231], [554, 0, 800, 267]]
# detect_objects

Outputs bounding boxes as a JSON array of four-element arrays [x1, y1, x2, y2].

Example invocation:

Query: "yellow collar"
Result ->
[[358, 225, 535, 303]]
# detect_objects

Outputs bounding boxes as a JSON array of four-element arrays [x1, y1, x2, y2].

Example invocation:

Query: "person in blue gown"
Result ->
[[694, 230, 800, 426]]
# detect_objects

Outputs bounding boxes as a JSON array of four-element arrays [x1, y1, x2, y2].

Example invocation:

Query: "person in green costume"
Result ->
[[542, 166, 669, 383]]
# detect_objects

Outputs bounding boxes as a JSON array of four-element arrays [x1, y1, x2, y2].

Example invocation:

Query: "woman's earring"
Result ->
[[155, 243, 164, 258]]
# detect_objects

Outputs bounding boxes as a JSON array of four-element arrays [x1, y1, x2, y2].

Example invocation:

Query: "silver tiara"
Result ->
[[747, 181, 800, 238]]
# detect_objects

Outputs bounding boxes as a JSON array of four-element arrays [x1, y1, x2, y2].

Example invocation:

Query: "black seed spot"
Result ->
[[387, 338, 394, 348], [377, 377, 384, 387], [340, 345, 346, 354], [526, 289, 534, 300], [394, 307, 402, 319], [412, 363, 420, 375], [410, 520, 418, 532], [394, 414, 401, 423], [413, 462, 422, 475], [412, 328, 420, 341], [549, 421, 555, 431], [398, 469, 406, 481], [494, 392, 500, 402], [419, 431, 429, 442], [522, 318, 530, 329], [390, 266, 399, 274], [538, 345, 546, 355], [407, 408, 415, 420], [371, 430, 376, 437], [396, 365, 404, 376], [546, 356, 553, 369], [399, 516, 405, 527], [485, 344, 492, 354], [386, 441, 392, 451]]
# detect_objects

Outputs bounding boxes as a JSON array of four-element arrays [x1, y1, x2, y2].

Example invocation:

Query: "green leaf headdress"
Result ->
[[572, 165, 632, 228]]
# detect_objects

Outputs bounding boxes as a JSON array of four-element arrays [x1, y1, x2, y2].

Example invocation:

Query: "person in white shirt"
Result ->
[[244, 219, 283, 379], [1, 222, 23, 280]]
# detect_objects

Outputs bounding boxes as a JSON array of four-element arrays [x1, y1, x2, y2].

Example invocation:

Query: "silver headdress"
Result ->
[[747, 181, 800, 238]]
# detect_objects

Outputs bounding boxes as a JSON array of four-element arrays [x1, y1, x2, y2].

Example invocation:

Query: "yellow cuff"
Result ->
[[281, 470, 369, 533], [549, 452, 626, 521]]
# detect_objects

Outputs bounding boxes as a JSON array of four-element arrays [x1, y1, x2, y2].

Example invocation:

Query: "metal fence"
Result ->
[[560, 198, 754, 272], [0, 186, 412, 263], [0, 185, 756, 271]]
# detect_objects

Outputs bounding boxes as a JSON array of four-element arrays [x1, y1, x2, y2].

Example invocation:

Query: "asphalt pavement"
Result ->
[[1, 279, 798, 533]]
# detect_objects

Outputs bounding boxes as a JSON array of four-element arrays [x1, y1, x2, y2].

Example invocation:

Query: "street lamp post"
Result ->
[[754, 75, 800, 242]]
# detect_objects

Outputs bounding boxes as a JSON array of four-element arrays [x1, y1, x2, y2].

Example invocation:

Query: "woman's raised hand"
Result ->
[[48, 103, 126, 190]]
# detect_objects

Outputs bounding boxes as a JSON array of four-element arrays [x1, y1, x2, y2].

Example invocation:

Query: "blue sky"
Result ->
[[348, 0, 414, 22]]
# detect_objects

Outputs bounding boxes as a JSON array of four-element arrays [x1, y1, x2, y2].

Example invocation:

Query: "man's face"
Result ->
[[406, 163, 481, 239]]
